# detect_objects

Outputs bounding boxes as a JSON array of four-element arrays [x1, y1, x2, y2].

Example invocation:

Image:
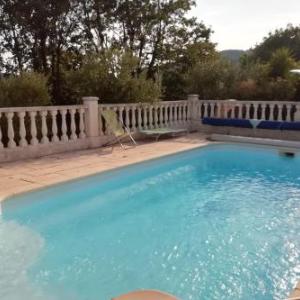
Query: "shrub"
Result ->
[[186, 58, 237, 99], [0, 72, 51, 107], [64, 51, 161, 103], [268, 48, 297, 79]]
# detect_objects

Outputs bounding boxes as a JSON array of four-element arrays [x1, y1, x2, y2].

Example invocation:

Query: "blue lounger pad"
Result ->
[[281, 121, 300, 130], [256, 121, 282, 130], [202, 118, 252, 128]]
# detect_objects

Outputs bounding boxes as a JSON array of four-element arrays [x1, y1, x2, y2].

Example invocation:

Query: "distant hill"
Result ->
[[220, 50, 246, 63]]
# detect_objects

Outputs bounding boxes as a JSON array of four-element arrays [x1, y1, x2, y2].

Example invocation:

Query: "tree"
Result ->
[[251, 24, 300, 62], [0, 0, 213, 104]]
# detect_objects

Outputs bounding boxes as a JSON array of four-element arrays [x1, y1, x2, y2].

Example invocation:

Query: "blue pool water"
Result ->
[[1, 144, 300, 300]]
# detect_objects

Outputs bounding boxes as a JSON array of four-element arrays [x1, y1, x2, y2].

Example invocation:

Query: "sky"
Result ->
[[191, 0, 300, 51]]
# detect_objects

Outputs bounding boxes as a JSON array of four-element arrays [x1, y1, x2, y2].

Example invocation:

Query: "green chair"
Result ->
[[101, 109, 137, 148]]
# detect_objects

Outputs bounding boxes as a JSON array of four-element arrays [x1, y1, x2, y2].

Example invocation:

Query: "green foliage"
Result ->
[[162, 42, 217, 100], [186, 58, 237, 99], [116, 52, 161, 102], [0, 0, 212, 105], [267, 48, 297, 78], [0, 73, 51, 107], [64, 51, 161, 103]]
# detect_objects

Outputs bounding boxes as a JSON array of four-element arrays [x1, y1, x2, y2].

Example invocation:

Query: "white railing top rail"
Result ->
[[199, 99, 300, 106], [100, 100, 188, 109], [0, 104, 86, 113]]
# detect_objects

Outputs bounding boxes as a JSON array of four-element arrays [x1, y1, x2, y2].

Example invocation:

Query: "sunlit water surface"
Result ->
[[1, 145, 300, 300]]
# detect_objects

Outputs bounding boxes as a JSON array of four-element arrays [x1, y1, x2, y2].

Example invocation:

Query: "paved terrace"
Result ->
[[0, 133, 209, 202]]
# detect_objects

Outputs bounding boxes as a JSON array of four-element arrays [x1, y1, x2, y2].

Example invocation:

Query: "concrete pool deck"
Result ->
[[0, 133, 210, 202]]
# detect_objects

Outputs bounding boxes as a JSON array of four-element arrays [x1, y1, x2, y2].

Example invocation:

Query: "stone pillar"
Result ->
[[188, 94, 199, 131], [188, 94, 199, 121], [82, 97, 99, 138], [294, 104, 300, 121]]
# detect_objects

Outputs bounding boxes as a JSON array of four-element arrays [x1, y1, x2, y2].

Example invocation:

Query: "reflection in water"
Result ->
[[0, 219, 48, 300]]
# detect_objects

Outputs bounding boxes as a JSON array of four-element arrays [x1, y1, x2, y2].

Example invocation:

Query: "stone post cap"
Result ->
[[82, 96, 99, 102], [187, 94, 199, 101]]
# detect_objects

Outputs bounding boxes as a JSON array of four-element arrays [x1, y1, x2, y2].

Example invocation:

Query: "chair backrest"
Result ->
[[102, 109, 125, 137]]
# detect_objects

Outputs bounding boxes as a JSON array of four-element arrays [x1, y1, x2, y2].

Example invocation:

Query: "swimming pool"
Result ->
[[1, 144, 300, 300]]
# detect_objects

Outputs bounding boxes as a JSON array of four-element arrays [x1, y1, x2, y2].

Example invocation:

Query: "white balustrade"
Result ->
[[60, 109, 69, 142], [1, 97, 299, 163], [51, 110, 59, 143], [0, 113, 3, 149], [164, 105, 168, 127], [70, 109, 77, 141], [30, 111, 38, 146], [79, 108, 86, 139], [198, 100, 298, 123], [6, 112, 16, 148], [137, 106, 142, 130], [18, 111, 28, 147], [143, 105, 148, 129], [40, 111, 49, 144], [131, 106, 137, 132]]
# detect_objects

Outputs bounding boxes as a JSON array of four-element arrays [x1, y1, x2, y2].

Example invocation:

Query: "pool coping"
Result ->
[[0, 134, 211, 203]]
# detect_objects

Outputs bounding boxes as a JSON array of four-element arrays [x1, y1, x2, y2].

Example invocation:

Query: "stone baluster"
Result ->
[[277, 104, 283, 121], [158, 105, 163, 127], [149, 105, 154, 129], [261, 104, 267, 120], [164, 105, 169, 126], [174, 104, 178, 125], [125, 106, 130, 130], [40, 111, 49, 144], [143, 105, 148, 129], [70, 109, 77, 140], [131, 106, 137, 132], [137, 106, 142, 130], [50, 110, 59, 142], [29, 111, 38, 145], [184, 104, 188, 123], [153, 105, 158, 128], [215, 103, 221, 118], [6, 112, 16, 148], [295, 104, 300, 121], [229, 104, 235, 118], [203, 102, 208, 118], [117, 107, 124, 133], [171, 105, 175, 125], [268, 104, 274, 121], [245, 104, 251, 119], [0, 113, 3, 149], [18, 111, 28, 147], [79, 108, 86, 139], [254, 103, 259, 119], [60, 109, 69, 142], [178, 105, 183, 123], [236, 104, 241, 119], [286, 104, 292, 122]]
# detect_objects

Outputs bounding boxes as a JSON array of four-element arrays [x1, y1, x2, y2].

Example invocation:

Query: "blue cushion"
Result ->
[[281, 122, 300, 130], [202, 118, 252, 128], [256, 121, 282, 130]]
